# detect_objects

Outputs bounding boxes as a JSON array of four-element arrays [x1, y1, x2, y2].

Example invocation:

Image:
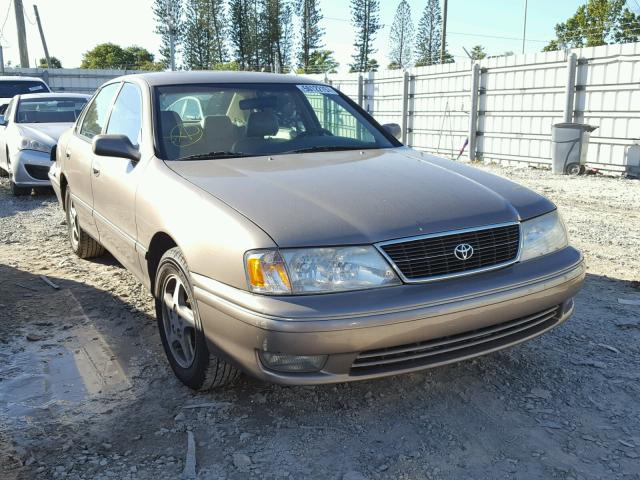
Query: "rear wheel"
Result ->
[[155, 247, 240, 390], [65, 187, 105, 258]]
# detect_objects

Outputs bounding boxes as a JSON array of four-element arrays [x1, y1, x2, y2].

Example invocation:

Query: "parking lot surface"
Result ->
[[1, 164, 639, 480]]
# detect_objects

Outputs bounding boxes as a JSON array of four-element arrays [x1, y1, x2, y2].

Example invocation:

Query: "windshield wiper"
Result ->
[[177, 151, 251, 161], [287, 145, 378, 154]]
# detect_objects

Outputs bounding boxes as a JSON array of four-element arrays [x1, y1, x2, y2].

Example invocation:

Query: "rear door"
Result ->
[[65, 82, 121, 240], [90, 82, 144, 275]]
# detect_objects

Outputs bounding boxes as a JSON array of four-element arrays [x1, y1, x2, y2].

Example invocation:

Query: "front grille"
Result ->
[[380, 224, 520, 281], [351, 305, 562, 376], [25, 165, 50, 181]]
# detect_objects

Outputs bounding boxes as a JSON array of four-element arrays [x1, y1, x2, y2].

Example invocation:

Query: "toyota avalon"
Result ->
[[49, 72, 584, 390]]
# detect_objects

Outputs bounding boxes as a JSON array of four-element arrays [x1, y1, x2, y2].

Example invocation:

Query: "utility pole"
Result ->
[[14, 0, 30, 68], [522, 0, 528, 54], [33, 5, 51, 69], [168, 17, 176, 71], [440, 0, 448, 64], [0, 46, 4, 75]]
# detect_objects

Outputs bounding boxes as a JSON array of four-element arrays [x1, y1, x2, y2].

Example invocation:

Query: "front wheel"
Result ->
[[155, 247, 240, 390], [7, 159, 30, 195]]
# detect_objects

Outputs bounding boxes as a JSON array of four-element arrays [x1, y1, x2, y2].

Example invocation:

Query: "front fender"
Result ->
[[135, 157, 276, 290]]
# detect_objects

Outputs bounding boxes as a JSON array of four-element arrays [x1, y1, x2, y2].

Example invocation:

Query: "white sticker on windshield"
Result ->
[[297, 84, 338, 95], [28, 85, 44, 91]]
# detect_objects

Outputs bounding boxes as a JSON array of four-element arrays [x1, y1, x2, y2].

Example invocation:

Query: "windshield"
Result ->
[[154, 83, 398, 161], [16, 97, 88, 124], [0, 80, 49, 97]]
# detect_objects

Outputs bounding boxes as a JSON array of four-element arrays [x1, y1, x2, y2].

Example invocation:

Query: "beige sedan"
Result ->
[[50, 72, 584, 390]]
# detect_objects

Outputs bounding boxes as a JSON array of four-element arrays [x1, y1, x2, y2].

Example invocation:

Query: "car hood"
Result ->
[[166, 148, 555, 247], [17, 123, 72, 147]]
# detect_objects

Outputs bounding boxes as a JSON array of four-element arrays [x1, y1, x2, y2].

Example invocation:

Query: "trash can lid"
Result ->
[[552, 122, 598, 132]]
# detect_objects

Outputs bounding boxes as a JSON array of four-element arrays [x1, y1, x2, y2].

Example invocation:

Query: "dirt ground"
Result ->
[[1, 164, 639, 480]]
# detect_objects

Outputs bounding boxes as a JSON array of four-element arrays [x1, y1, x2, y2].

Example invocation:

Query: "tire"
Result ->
[[7, 158, 30, 195], [65, 187, 105, 259], [565, 163, 582, 175], [10, 181, 30, 196], [154, 247, 240, 390]]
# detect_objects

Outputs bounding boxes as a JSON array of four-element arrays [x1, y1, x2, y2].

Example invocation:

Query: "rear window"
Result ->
[[16, 97, 88, 124], [0, 80, 49, 97]]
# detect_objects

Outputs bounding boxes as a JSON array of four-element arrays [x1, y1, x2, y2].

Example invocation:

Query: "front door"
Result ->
[[90, 82, 144, 277]]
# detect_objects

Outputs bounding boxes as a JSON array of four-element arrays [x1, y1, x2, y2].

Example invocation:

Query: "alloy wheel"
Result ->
[[161, 274, 197, 369]]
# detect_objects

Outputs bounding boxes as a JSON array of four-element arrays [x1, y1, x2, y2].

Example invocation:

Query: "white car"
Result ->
[[0, 93, 89, 195], [0, 76, 51, 113]]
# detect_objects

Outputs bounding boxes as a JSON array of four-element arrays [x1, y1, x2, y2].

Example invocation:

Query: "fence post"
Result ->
[[563, 53, 577, 123], [401, 70, 409, 144], [357, 74, 364, 107], [468, 63, 481, 161]]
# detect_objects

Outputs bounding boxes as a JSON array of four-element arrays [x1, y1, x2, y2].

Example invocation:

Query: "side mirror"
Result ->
[[0, 116, 7, 127], [92, 134, 141, 163], [382, 123, 402, 140]]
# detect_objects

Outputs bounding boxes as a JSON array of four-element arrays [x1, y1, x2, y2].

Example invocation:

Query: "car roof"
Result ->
[[112, 71, 326, 87], [0, 76, 47, 83], [18, 92, 91, 100]]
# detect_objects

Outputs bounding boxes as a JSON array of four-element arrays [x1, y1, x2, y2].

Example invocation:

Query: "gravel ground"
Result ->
[[1, 164, 639, 480]]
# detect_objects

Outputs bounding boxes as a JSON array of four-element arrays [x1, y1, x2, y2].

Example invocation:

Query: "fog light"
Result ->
[[259, 351, 327, 373]]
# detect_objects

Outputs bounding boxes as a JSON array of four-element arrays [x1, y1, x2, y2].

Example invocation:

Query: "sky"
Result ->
[[0, 0, 632, 72]]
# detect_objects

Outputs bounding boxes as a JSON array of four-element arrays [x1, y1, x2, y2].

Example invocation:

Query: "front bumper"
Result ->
[[193, 247, 585, 385], [11, 149, 53, 187]]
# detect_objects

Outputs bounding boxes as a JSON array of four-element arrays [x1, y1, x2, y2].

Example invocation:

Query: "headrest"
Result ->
[[203, 115, 234, 136], [246, 111, 278, 138]]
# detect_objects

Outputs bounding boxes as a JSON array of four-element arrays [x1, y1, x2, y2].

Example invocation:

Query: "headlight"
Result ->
[[19, 138, 50, 154], [520, 210, 568, 261], [245, 246, 401, 295]]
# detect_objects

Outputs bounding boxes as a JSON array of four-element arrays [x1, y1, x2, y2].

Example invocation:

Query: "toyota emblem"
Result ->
[[453, 243, 474, 261]]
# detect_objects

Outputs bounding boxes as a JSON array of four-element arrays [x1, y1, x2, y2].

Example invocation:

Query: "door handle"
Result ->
[[65, 149, 71, 158], [92, 165, 101, 176]]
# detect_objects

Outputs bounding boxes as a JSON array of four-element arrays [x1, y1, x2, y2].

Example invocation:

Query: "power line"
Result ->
[[0, 0, 13, 37]]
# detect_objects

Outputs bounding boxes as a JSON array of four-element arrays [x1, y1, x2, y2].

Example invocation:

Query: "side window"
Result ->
[[306, 93, 374, 142], [183, 98, 202, 122], [79, 83, 120, 139], [106, 83, 143, 145]]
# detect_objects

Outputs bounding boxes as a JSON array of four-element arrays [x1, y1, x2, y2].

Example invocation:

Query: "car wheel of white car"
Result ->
[[155, 247, 240, 390], [6, 159, 30, 196], [65, 187, 105, 259]]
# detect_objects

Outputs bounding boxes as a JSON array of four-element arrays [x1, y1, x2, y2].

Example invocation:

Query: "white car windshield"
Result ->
[[154, 83, 398, 161], [16, 97, 88, 124]]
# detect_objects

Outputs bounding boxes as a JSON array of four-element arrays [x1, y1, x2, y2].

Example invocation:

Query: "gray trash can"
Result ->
[[551, 123, 598, 175]]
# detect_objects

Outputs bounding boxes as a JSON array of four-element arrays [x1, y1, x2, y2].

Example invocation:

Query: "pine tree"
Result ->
[[210, 0, 228, 65], [350, 0, 382, 72], [297, 0, 324, 73], [415, 0, 441, 66], [469, 45, 487, 60], [229, 0, 249, 69], [389, 0, 414, 69], [183, 0, 214, 70], [153, 0, 183, 69], [261, 0, 294, 72]]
